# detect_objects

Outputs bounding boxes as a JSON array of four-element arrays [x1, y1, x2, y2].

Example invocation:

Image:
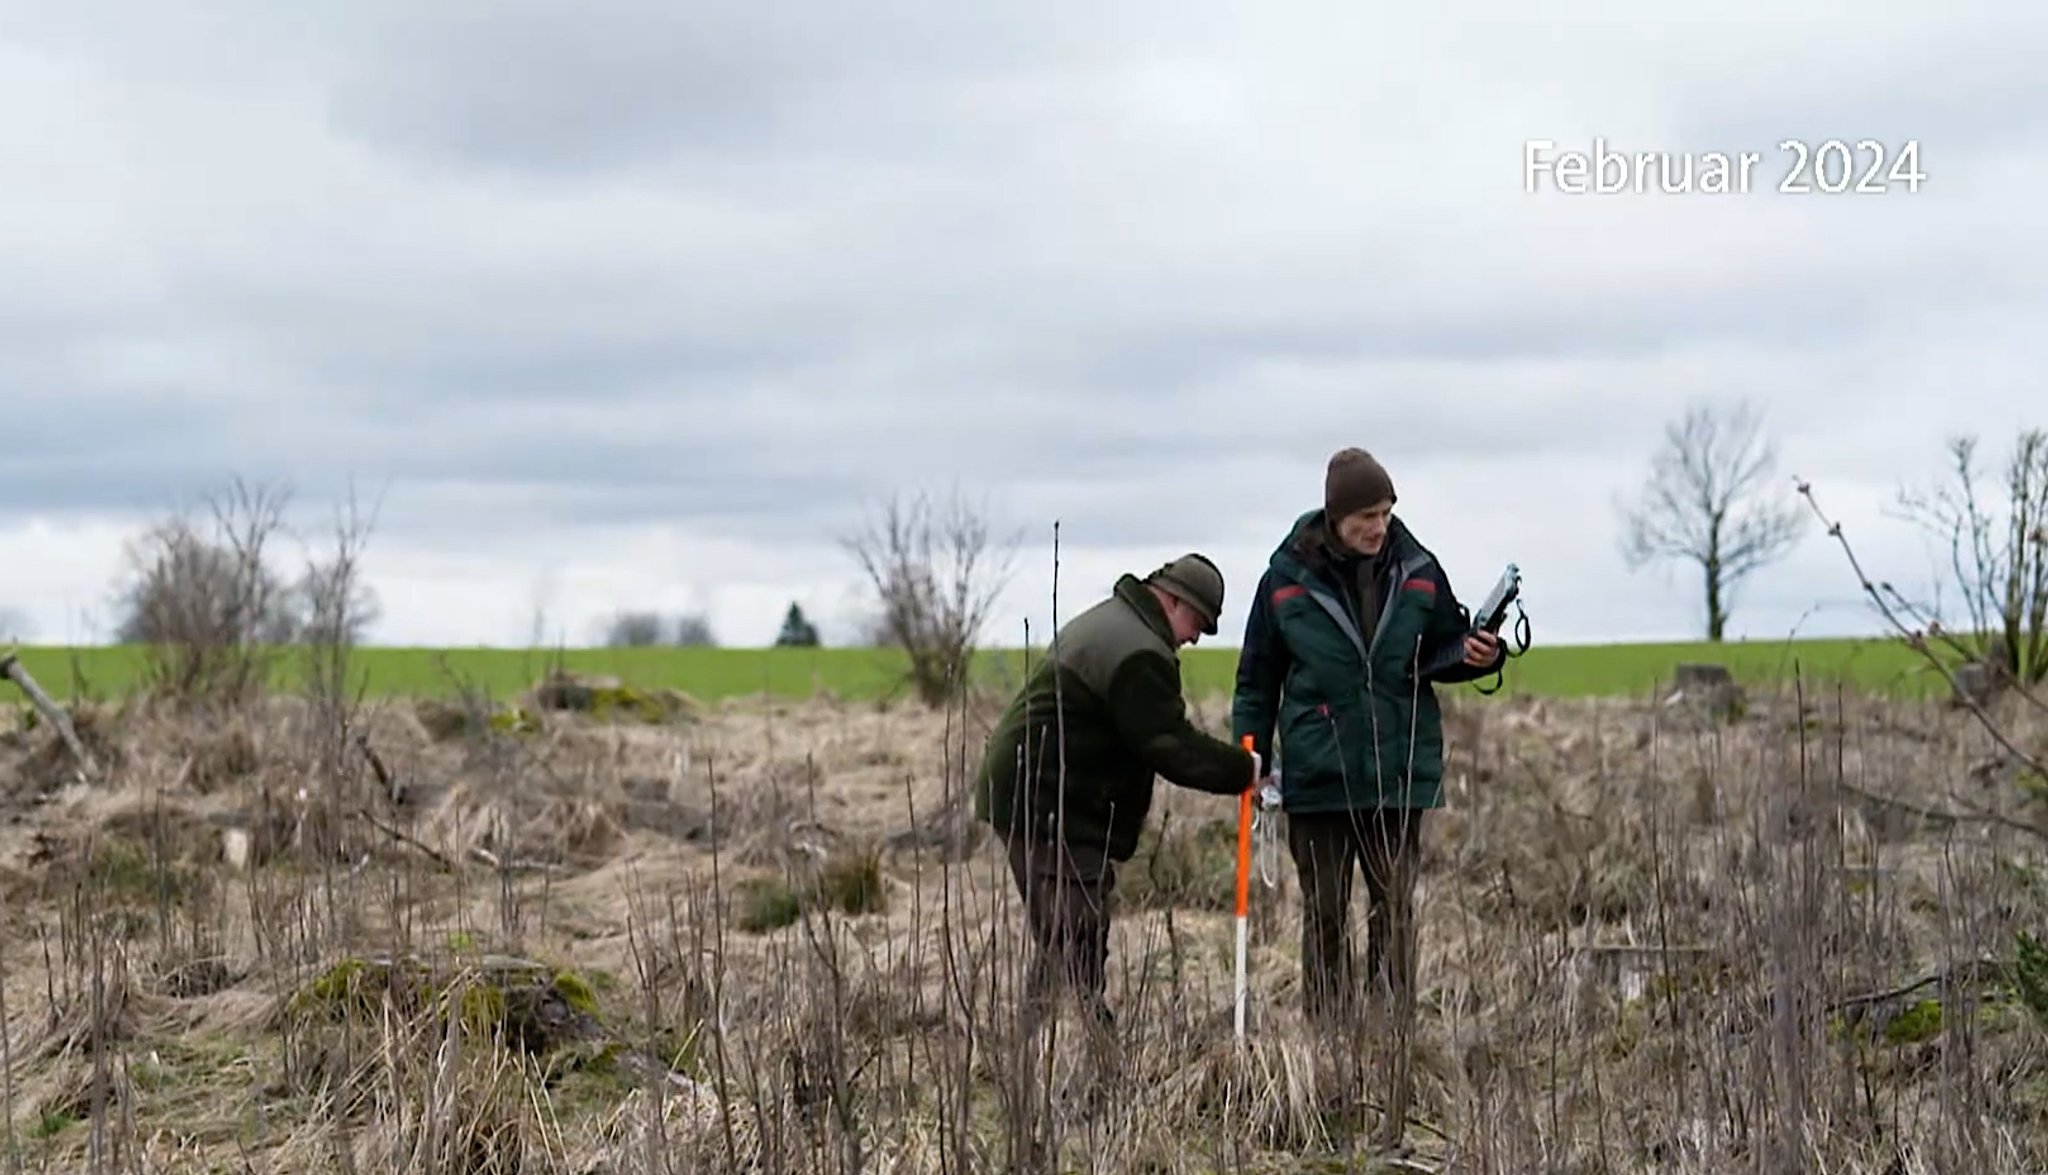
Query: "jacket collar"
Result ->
[[1111, 573, 1177, 646], [1275, 508, 1411, 579]]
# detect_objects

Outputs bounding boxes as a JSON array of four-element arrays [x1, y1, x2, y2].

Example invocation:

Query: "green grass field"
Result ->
[[3, 635, 1951, 705]]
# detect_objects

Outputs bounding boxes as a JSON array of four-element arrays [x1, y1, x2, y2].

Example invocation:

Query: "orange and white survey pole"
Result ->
[[1235, 734, 1257, 1040]]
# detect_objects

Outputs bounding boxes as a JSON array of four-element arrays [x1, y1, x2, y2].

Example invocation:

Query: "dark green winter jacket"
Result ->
[[975, 574, 1256, 861], [1230, 511, 1504, 813]]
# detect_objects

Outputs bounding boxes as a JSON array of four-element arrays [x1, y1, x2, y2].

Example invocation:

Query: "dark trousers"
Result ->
[[1005, 835, 1118, 1035], [1287, 808, 1427, 1027]]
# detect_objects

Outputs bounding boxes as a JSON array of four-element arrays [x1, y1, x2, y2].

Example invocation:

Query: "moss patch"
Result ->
[[585, 684, 698, 725], [731, 844, 893, 934], [2014, 930, 2048, 1033], [488, 706, 542, 736], [529, 671, 698, 726], [1884, 998, 1944, 1045], [2016, 768, 2047, 801], [284, 954, 609, 1059], [552, 968, 601, 1016]]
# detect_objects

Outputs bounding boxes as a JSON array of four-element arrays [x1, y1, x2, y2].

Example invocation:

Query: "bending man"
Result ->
[[976, 554, 1262, 1047]]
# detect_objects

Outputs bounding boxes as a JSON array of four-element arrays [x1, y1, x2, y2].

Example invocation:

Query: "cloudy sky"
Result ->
[[2, 2, 2043, 650]]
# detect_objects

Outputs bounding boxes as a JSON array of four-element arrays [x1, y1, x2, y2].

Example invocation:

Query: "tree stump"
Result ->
[[1949, 660, 2004, 709], [1663, 663, 1744, 721], [532, 670, 623, 712]]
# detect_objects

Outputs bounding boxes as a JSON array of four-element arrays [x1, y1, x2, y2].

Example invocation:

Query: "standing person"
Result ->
[[1230, 448, 1504, 1034], [975, 554, 1263, 1050]]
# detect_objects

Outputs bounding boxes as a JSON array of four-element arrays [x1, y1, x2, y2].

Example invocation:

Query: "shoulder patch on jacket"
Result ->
[[1402, 576, 1435, 594], [1272, 584, 1307, 605]]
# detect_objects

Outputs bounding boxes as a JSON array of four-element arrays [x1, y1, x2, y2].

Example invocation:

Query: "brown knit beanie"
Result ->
[[1325, 448, 1396, 519]]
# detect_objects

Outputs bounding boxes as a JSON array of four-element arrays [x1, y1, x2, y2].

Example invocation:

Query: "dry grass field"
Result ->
[[2, 670, 2046, 1174]]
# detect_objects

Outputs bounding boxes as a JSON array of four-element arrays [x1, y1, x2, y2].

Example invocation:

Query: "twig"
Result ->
[[468, 846, 568, 874], [1, 649, 98, 780], [351, 807, 455, 872], [1878, 581, 2047, 718], [354, 731, 401, 805], [1941, 787, 2048, 843], [1831, 780, 1963, 826], [1828, 957, 2007, 1014], [1796, 482, 2047, 779], [1830, 778, 2045, 842]]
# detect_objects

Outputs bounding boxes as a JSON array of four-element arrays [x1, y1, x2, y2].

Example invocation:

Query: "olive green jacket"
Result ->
[[975, 574, 1255, 861]]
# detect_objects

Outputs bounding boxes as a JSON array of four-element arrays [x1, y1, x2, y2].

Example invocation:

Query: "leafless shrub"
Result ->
[[1893, 428, 2048, 690], [295, 490, 383, 657], [1801, 477, 2046, 784], [107, 476, 385, 723], [673, 614, 718, 648], [606, 611, 667, 648], [113, 477, 299, 708], [605, 611, 718, 648], [843, 488, 1018, 708]]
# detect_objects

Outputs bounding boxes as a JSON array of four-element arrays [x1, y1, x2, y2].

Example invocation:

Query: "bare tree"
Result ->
[[674, 613, 718, 647], [605, 610, 667, 648], [1894, 428, 2048, 689], [604, 609, 718, 647], [296, 488, 382, 662], [1617, 399, 1807, 641], [114, 477, 302, 705], [295, 487, 383, 653], [844, 488, 1018, 707]]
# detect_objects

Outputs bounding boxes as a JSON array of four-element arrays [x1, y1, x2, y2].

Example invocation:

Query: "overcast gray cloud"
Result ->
[[2, 2, 2043, 650]]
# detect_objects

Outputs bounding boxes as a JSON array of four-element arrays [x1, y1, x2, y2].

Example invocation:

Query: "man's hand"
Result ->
[[1462, 629, 1502, 668], [1255, 772, 1282, 809]]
